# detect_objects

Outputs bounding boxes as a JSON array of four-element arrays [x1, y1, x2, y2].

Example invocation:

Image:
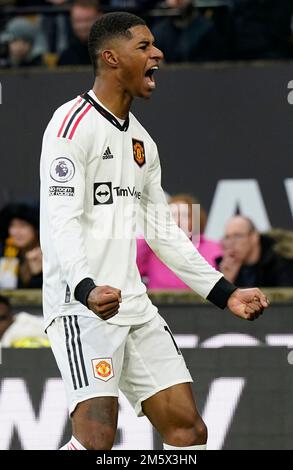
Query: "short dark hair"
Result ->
[[88, 12, 146, 75], [0, 202, 39, 241], [0, 295, 11, 309]]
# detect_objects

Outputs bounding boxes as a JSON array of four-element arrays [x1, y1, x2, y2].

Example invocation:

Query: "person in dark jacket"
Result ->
[[2, 17, 44, 68], [217, 215, 293, 287]]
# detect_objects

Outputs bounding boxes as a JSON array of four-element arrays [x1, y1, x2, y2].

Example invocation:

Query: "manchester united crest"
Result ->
[[132, 138, 146, 167], [92, 358, 114, 382]]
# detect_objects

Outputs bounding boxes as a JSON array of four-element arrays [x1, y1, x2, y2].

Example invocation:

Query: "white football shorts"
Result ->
[[47, 313, 192, 416]]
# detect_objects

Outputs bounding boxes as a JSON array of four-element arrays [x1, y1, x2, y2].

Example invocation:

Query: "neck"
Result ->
[[92, 75, 132, 120]]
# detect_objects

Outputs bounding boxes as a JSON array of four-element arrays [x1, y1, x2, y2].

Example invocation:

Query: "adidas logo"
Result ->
[[102, 147, 114, 159]]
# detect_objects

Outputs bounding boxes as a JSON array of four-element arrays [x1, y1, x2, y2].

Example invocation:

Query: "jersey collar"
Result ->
[[82, 92, 129, 132]]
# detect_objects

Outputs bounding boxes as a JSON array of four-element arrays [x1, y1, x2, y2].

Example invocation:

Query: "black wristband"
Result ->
[[74, 278, 96, 308], [207, 277, 238, 309]]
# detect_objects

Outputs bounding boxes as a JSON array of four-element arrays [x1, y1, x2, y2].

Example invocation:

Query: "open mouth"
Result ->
[[144, 66, 159, 88]]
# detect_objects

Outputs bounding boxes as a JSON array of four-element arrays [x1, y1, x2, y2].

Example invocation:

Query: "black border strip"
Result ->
[[82, 92, 129, 132], [74, 316, 89, 387], [63, 317, 77, 390], [164, 325, 181, 355], [68, 316, 83, 388]]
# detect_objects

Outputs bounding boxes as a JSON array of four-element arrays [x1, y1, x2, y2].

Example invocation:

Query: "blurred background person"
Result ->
[[137, 194, 222, 289], [58, 0, 101, 65], [0, 203, 42, 289], [39, 1, 74, 63], [217, 215, 293, 287], [0, 295, 48, 347], [1, 16, 44, 67]]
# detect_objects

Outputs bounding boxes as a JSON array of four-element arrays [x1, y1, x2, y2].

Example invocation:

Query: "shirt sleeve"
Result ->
[[138, 145, 236, 307], [41, 134, 95, 297]]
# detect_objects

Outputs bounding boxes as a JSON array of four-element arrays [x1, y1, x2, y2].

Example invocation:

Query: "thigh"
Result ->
[[47, 315, 130, 415], [119, 314, 193, 417], [142, 382, 201, 436]]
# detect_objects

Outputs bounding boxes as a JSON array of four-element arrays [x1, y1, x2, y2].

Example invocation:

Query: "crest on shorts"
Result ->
[[92, 358, 114, 382], [132, 139, 145, 167]]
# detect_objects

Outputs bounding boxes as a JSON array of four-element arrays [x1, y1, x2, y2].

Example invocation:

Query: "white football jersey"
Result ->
[[40, 90, 224, 329]]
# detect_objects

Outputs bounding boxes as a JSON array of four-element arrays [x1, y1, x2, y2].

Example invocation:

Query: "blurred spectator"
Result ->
[[58, 0, 101, 65], [151, 0, 226, 63], [42, 1, 72, 57], [1, 17, 44, 67], [0, 203, 42, 289], [217, 215, 293, 287], [137, 194, 222, 289], [0, 295, 49, 348], [233, 0, 293, 60], [9, 1, 72, 58]]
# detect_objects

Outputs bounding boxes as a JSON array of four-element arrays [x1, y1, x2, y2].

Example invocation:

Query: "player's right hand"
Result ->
[[87, 285, 122, 320]]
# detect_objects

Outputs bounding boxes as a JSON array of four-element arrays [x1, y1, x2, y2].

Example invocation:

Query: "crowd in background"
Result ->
[[0, 196, 292, 347], [0, 198, 292, 293], [0, 0, 293, 346], [1, 0, 293, 68], [137, 195, 293, 290]]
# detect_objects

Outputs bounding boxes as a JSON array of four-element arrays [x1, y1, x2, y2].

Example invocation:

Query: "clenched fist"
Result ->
[[87, 285, 122, 320], [227, 288, 269, 321]]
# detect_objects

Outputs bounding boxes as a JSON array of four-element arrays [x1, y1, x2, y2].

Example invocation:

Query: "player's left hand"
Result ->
[[227, 288, 269, 321]]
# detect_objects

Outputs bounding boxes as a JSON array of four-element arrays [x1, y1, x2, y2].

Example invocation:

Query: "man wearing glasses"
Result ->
[[218, 215, 293, 287]]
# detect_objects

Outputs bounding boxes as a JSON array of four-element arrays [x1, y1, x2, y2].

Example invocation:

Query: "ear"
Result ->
[[252, 231, 260, 245], [101, 49, 119, 69]]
